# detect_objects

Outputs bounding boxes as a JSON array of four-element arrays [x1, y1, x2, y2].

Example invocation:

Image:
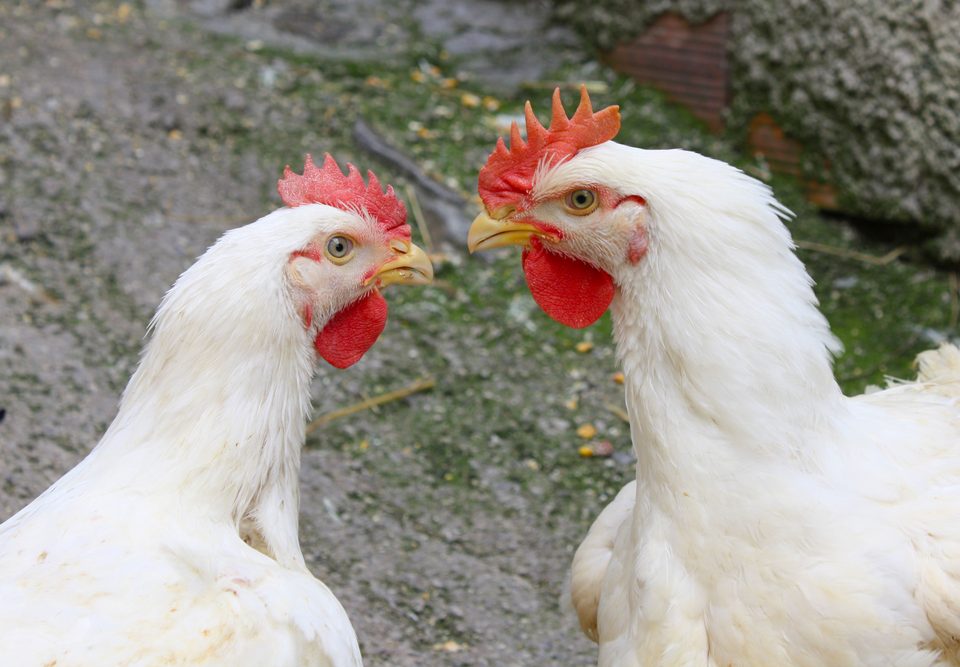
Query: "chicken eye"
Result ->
[[324, 235, 355, 264], [564, 189, 599, 216]]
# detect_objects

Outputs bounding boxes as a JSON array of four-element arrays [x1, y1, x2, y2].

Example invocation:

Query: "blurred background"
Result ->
[[1, 1, 957, 664]]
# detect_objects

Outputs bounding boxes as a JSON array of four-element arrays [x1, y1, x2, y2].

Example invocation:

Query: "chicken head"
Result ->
[[467, 87, 648, 329], [279, 154, 433, 368]]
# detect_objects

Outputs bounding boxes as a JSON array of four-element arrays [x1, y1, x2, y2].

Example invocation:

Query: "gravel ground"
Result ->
[[1, 1, 956, 666]]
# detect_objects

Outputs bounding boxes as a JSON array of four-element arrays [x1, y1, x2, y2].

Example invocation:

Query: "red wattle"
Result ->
[[521, 239, 614, 329], [314, 291, 388, 369]]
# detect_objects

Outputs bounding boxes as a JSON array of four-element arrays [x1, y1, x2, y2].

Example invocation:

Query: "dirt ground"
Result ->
[[1, 1, 956, 666]]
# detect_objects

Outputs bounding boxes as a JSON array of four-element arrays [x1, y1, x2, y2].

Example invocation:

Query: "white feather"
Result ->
[[545, 143, 960, 666], [0, 205, 368, 666], [571, 480, 636, 642]]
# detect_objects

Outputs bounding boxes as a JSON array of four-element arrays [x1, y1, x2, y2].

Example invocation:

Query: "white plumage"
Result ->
[[0, 202, 430, 666], [588, 145, 960, 666], [474, 138, 960, 666]]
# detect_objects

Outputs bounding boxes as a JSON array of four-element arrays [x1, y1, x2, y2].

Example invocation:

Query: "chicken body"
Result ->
[[469, 91, 960, 666], [0, 174, 431, 667], [598, 291, 960, 666], [595, 149, 960, 667], [1, 490, 358, 666]]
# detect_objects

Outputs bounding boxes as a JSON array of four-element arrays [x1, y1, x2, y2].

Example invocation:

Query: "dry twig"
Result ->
[[605, 403, 630, 424], [404, 184, 434, 253], [305, 377, 436, 434], [0, 263, 59, 305], [794, 240, 907, 266], [427, 278, 457, 296]]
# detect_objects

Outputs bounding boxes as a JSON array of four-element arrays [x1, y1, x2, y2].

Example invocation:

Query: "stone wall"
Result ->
[[552, 0, 960, 258]]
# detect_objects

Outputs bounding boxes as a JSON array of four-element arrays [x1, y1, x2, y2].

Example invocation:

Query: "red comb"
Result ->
[[478, 86, 620, 211], [278, 154, 409, 239]]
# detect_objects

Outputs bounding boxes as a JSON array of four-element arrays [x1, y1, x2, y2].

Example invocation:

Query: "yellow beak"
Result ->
[[369, 240, 434, 287], [467, 209, 557, 253]]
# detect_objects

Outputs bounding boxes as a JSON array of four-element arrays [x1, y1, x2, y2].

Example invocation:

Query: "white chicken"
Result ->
[[0, 154, 433, 667], [468, 87, 960, 666]]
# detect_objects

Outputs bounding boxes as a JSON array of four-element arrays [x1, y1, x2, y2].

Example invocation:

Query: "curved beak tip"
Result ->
[[372, 242, 434, 287], [467, 210, 551, 253], [466, 213, 492, 254]]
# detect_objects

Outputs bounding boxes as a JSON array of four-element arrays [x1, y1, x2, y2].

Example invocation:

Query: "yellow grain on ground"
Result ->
[[576, 424, 597, 439]]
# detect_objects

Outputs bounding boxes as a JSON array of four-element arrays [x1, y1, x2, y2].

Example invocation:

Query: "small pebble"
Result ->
[[433, 640, 464, 652], [579, 440, 614, 458], [591, 440, 615, 457]]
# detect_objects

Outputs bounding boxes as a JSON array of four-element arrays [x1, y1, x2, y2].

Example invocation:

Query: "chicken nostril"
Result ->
[[389, 239, 410, 255]]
